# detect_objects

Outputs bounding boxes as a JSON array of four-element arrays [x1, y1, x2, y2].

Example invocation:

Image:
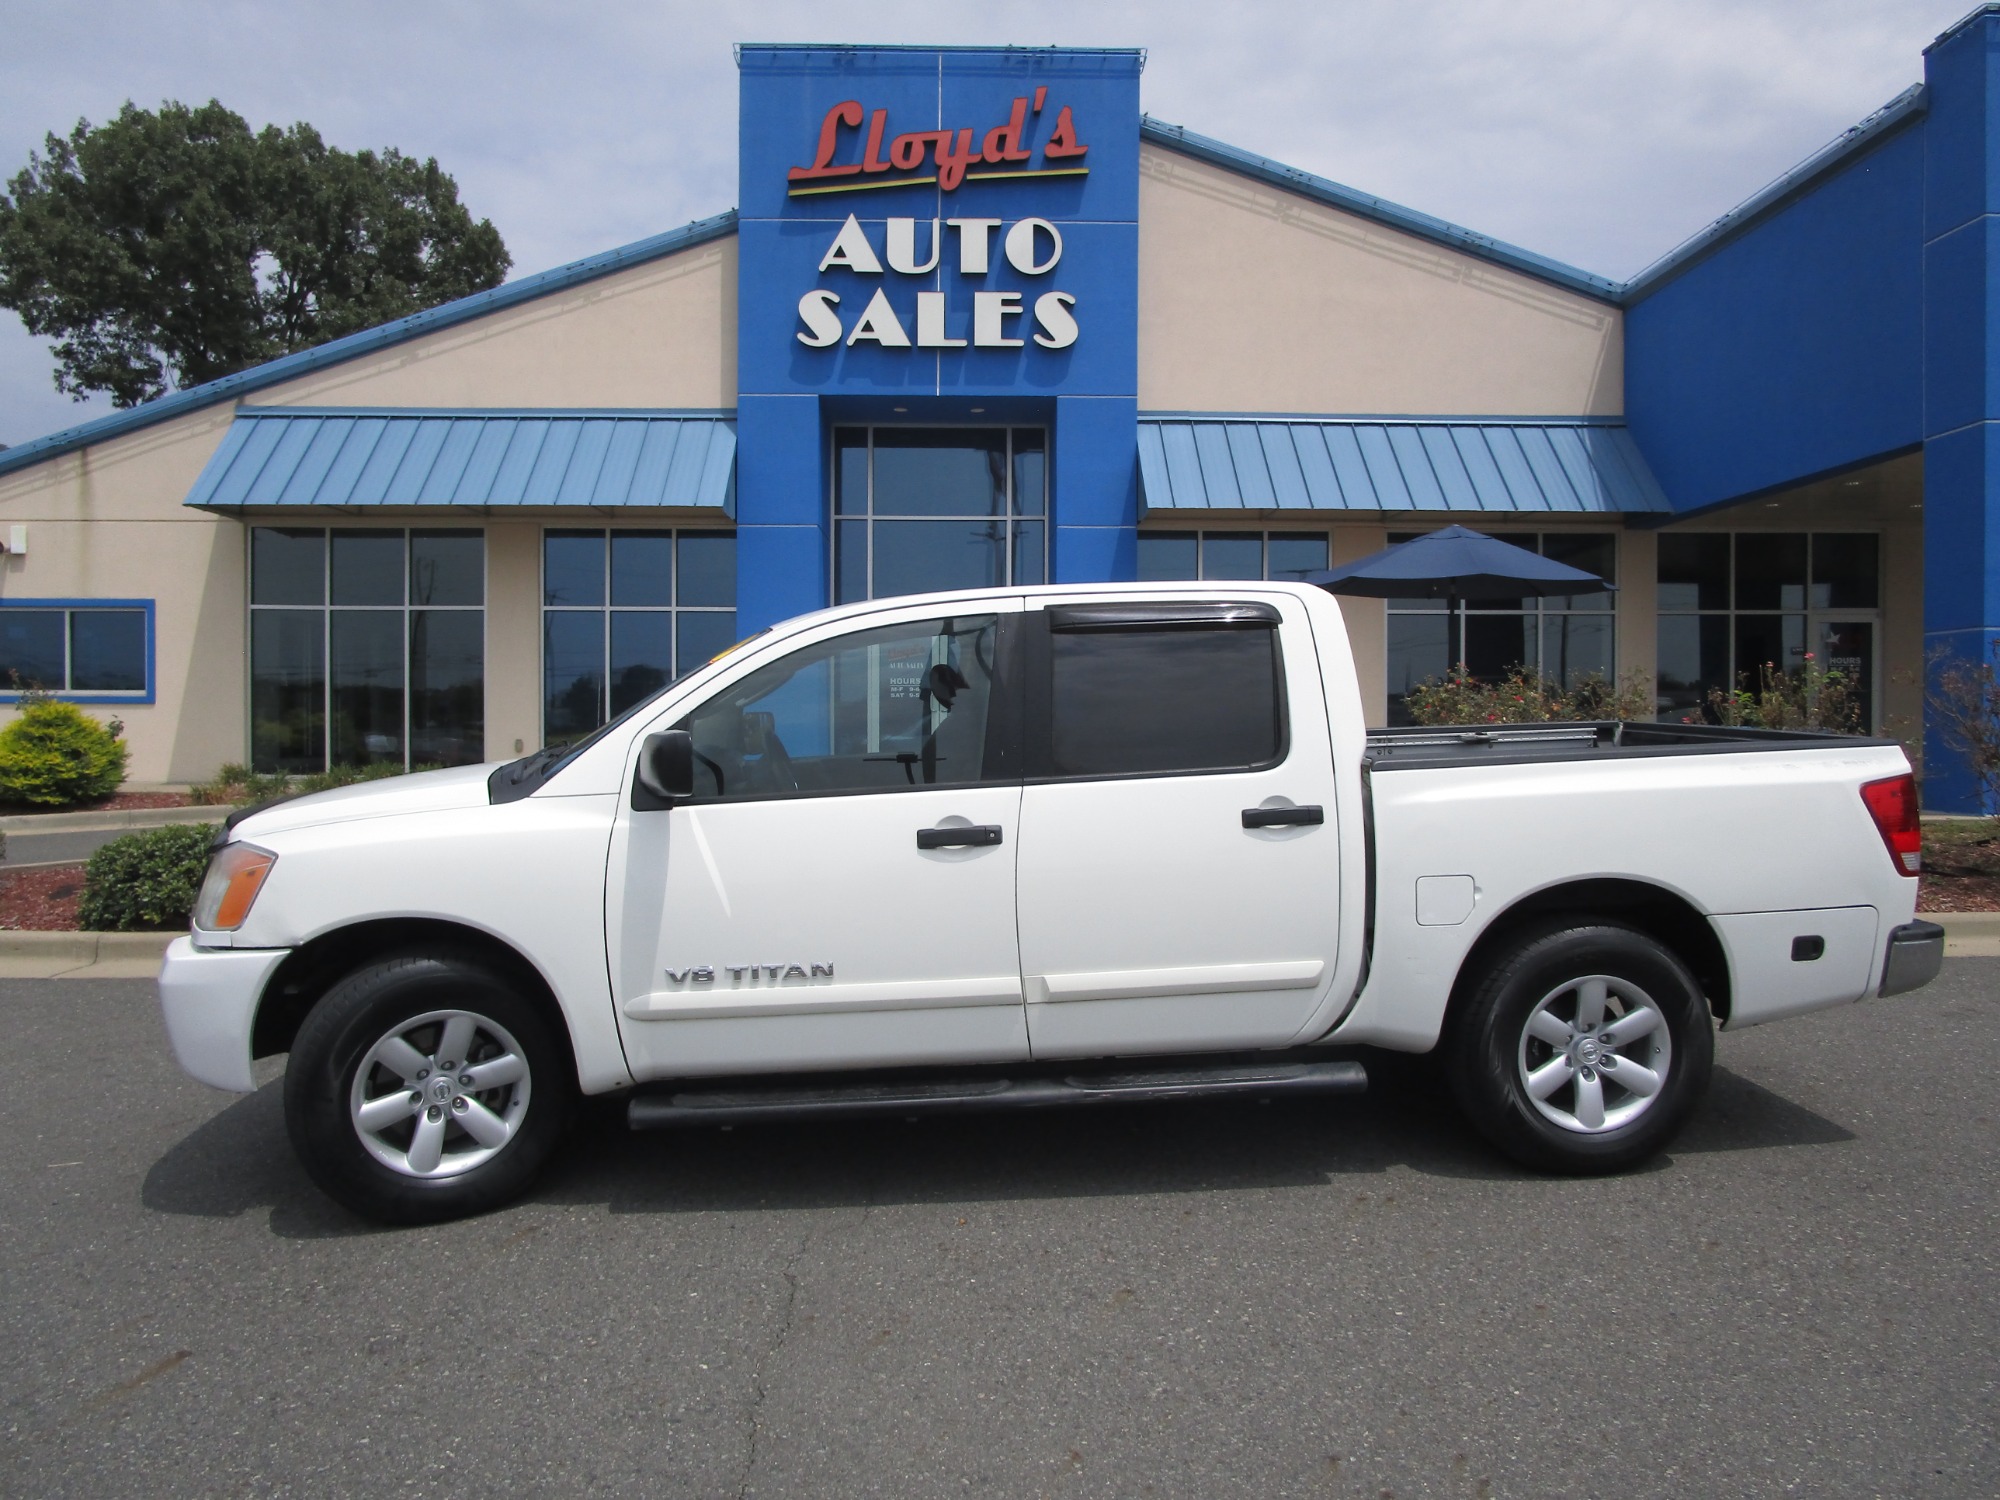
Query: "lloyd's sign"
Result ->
[[787, 88, 1087, 353], [787, 84, 1088, 197]]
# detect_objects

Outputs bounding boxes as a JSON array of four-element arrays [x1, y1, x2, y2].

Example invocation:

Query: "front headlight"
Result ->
[[194, 842, 277, 931]]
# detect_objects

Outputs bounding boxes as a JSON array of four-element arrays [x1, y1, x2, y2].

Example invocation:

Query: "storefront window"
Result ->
[[542, 529, 736, 741], [1382, 531, 1617, 724], [249, 528, 485, 773], [833, 428, 1045, 602], [1135, 530, 1330, 582], [1657, 532, 1879, 728]]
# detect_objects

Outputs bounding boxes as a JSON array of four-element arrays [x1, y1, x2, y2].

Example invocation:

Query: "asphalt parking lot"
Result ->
[[1, 965, 1995, 1499]]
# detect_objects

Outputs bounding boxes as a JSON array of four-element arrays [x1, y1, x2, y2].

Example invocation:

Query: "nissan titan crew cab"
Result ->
[[159, 583, 1944, 1224]]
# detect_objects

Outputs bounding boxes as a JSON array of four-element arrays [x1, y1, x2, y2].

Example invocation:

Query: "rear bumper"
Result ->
[[1879, 920, 1945, 998], [156, 937, 291, 1092]]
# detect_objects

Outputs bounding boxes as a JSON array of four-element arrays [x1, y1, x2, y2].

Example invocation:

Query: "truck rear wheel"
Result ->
[[1445, 920, 1712, 1174], [284, 951, 573, 1225]]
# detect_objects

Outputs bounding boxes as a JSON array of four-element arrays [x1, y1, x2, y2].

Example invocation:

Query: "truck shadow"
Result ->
[[139, 1059, 1856, 1238]]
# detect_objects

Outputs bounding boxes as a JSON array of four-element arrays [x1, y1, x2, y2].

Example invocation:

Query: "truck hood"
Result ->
[[226, 763, 498, 841]]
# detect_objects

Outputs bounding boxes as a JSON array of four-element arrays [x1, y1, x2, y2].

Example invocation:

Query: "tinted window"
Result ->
[[0, 610, 65, 691], [70, 610, 146, 690], [682, 615, 1000, 800], [1048, 625, 1282, 777]]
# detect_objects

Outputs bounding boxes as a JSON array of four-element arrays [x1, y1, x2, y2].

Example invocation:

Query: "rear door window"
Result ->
[[1035, 604, 1285, 778]]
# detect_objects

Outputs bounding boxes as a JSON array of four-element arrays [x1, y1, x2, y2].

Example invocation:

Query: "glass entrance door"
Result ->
[[833, 427, 1047, 603], [1818, 618, 1876, 733]]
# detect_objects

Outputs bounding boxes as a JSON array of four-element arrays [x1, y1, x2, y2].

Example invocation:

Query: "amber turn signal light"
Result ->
[[194, 843, 277, 931]]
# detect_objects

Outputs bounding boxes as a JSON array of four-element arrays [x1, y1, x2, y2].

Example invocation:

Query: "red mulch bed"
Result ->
[[1918, 874, 2000, 913], [0, 791, 193, 816], [0, 865, 85, 930]]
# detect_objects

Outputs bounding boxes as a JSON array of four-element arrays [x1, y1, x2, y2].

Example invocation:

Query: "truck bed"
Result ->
[[1363, 720, 1900, 771]]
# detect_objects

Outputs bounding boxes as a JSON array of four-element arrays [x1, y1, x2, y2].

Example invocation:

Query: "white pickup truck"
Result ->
[[159, 582, 1943, 1223]]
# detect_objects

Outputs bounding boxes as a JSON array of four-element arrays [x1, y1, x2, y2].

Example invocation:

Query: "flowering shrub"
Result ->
[[1404, 665, 1655, 725], [1698, 654, 1861, 733]]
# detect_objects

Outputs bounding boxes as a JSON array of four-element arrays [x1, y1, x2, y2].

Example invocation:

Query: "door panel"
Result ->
[[611, 787, 1025, 1078], [608, 605, 1027, 1079], [1015, 596, 1343, 1058]]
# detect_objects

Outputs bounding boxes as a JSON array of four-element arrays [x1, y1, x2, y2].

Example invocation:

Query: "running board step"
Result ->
[[626, 1059, 1367, 1130]]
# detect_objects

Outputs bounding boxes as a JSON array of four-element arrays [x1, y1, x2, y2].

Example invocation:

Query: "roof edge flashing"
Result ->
[[1139, 117, 1623, 303], [1927, 3, 2000, 52], [0, 211, 740, 484], [1622, 84, 1928, 303]]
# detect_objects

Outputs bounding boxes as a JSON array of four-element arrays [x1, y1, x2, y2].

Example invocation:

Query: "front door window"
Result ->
[[681, 615, 1000, 799]]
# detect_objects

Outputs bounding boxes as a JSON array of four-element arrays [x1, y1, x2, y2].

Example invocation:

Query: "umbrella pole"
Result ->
[[1449, 594, 1462, 676]]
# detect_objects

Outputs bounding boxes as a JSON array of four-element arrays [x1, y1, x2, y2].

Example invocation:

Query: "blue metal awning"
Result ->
[[1137, 418, 1670, 516], [185, 407, 736, 513]]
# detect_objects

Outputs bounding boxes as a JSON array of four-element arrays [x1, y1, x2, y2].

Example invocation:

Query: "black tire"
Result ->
[[284, 949, 574, 1225], [1444, 919, 1713, 1174]]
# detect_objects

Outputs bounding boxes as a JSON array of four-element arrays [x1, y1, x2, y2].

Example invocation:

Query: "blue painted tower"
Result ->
[[733, 46, 1145, 633]]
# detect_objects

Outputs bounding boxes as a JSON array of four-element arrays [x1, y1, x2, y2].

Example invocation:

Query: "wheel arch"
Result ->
[[1444, 878, 1732, 1039], [251, 918, 579, 1082]]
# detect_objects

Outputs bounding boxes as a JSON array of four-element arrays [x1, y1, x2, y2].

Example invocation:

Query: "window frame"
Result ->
[[1654, 529, 1882, 730], [831, 424, 1048, 603], [540, 526, 738, 743], [1135, 528, 1332, 583], [0, 598, 155, 704], [245, 526, 486, 772]]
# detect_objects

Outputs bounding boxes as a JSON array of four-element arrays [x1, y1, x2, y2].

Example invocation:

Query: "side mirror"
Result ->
[[635, 730, 695, 806]]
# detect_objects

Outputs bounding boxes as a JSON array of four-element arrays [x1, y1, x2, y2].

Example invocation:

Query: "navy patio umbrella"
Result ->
[[1304, 523, 1614, 666]]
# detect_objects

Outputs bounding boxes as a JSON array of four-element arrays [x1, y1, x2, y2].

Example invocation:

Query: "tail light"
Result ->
[[1859, 774, 1921, 876]]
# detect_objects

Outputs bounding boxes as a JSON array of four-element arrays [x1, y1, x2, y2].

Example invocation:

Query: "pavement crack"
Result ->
[[737, 1222, 812, 1499]]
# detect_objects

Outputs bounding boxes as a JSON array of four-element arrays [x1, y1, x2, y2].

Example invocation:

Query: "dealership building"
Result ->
[[3, 14, 1999, 803]]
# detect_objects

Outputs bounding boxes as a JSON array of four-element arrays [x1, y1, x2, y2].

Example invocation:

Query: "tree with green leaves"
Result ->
[[0, 100, 510, 407]]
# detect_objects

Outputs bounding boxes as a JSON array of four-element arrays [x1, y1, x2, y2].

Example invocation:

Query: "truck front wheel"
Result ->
[[284, 951, 574, 1224], [1445, 921, 1713, 1174]]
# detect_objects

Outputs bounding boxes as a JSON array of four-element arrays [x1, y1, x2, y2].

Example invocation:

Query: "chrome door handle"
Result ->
[[1242, 805, 1323, 829], [917, 824, 1004, 849]]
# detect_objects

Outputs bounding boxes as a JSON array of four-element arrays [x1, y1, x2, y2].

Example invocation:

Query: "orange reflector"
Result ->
[[195, 843, 277, 931]]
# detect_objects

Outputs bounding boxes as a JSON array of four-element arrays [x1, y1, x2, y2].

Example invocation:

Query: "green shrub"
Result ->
[[191, 760, 445, 805], [0, 693, 129, 806], [1405, 664, 1656, 726], [78, 822, 218, 931]]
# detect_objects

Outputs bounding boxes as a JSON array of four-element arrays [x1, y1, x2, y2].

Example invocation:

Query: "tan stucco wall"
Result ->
[[1329, 523, 1389, 724], [260, 235, 736, 410], [483, 521, 543, 763], [1137, 144, 1622, 416]]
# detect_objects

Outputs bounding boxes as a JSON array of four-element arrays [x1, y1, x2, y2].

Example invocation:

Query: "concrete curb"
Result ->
[[0, 804, 236, 835], [1932, 910, 2000, 956], [0, 929, 177, 979]]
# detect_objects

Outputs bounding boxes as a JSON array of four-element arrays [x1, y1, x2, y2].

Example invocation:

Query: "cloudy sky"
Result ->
[[0, 0, 1974, 447]]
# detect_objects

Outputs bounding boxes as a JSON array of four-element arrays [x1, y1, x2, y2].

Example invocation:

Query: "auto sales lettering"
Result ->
[[788, 90, 1085, 353]]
